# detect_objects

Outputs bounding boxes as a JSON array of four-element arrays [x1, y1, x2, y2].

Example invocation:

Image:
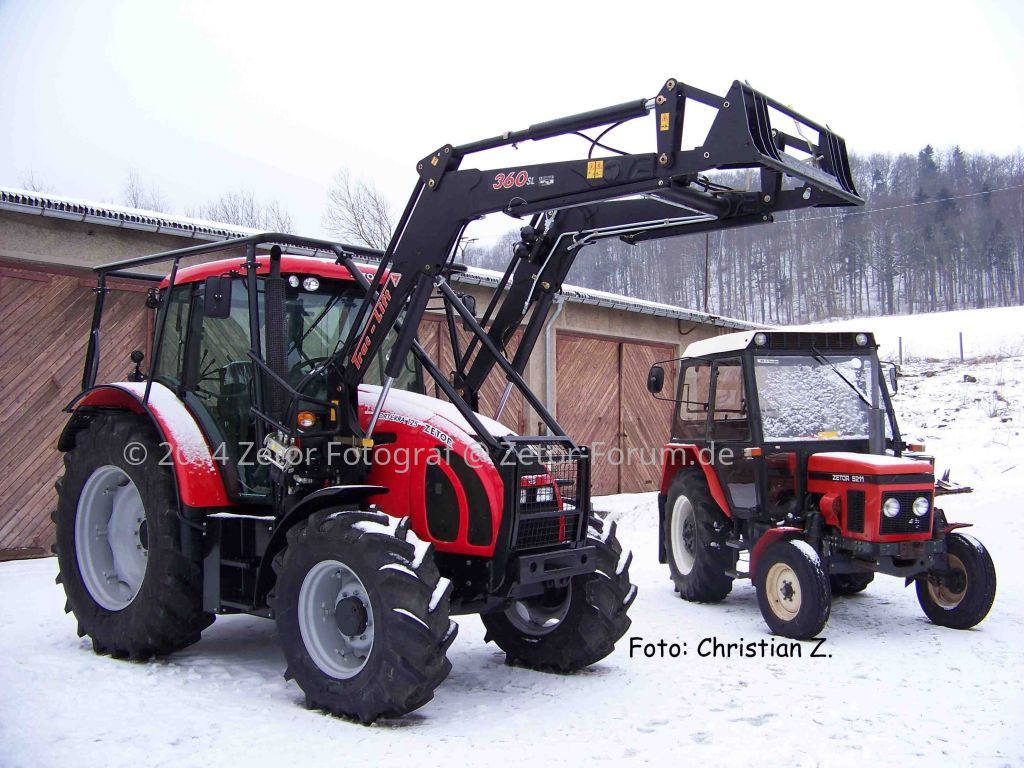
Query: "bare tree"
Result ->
[[189, 189, 294, 233], [322, 169, 393, 249], [19, 170, 49, 193], [122, 170, 168, 212]]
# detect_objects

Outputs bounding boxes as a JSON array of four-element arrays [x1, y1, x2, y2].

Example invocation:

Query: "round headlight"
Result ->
[[912, 497, 930, 517], [882, 497, 901, 518], [754, 332, 768, 347], [287, 275, 300, 288], [302, 276, 320, 292], [855, 333, 869, 346]]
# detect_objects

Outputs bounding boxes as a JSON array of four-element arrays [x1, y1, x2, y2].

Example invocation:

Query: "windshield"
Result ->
[[284, 281, 418, 393], [754, 354, 875, 441]]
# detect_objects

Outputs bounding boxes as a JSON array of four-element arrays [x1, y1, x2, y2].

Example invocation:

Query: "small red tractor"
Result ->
[[647, 330, 997, 638], [54, 77, 862, 720]]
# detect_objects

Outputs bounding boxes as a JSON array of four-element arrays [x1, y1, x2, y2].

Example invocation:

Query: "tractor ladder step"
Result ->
[[725, 538, 747, 549], [725, 568, 750, 579]]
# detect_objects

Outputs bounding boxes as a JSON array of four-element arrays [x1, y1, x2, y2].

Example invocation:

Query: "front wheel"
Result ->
[[916, 532, 996, 629], [481, 518, 637, 672], [755, 538, 831, 640], [270, 511, 457, 723]]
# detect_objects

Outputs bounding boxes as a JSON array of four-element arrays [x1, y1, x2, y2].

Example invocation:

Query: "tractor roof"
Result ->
[[682, 329, 876, 359], [161, 254, 378, 288]]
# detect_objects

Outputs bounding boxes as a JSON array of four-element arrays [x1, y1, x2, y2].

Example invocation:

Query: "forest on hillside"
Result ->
[[466, 146, 1024, 324]]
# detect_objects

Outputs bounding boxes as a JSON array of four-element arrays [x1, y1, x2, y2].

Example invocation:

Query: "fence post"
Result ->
[[959, 331, 964, 362], [898, 336, 903, 366]]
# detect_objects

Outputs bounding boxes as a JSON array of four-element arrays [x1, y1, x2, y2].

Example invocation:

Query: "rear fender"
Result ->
[[658, 443, 732, 564], [749, 526, 803, 577], [659, 443, 731, 514], [254, 484, 389, 605], [61, 382, 230, 508]]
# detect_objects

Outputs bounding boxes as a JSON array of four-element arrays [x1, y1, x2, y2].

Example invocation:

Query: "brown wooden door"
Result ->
[[0, 264, 147, 558], [619, 342, 675, 493], [555, 333, 621, 496]]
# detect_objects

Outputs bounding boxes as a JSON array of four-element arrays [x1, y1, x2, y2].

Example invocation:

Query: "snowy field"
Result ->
[[800, 304, 1024, 362], [2, 320, 1023, 766]]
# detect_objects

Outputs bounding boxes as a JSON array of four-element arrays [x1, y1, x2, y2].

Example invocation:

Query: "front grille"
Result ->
[[879, 491, 932, 535], [505, 438, 589, 552], [846, 490, 865, 532]]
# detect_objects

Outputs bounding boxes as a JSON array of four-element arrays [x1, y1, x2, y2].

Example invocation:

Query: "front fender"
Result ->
[[253, 484, 389, 605], [61, 382, 230, 508], [750, 526, 803, 576]]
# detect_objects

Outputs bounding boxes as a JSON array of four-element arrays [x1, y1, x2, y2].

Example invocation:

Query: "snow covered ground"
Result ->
[[2, 319, 1023, 766]]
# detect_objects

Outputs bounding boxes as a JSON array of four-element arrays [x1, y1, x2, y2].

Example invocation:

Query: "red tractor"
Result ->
[[647, 330, 996, 639], [54, 77, 863, 720]]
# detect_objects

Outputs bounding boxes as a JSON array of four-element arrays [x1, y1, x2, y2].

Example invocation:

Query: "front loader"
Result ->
[[53, 76, 862, 721]]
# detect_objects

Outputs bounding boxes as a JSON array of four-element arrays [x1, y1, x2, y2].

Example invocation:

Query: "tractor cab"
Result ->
[[151, 254, 419, 498], [648, 329, 909, 522]]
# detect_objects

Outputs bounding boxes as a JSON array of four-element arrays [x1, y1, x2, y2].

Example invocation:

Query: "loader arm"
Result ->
[[338, 77, 863, 442]]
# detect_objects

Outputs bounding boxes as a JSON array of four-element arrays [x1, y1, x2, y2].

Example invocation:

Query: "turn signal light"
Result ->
[[297, 411, 317, 429], [907, 443, 926, 452], [743, 447, 763, 458]]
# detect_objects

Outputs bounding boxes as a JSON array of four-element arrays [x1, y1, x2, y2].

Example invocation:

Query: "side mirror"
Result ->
[[647, 365, 665, 395], [204, 275, 233, 319], [887, 364, 898, 394], [128, 350, 146, 382]]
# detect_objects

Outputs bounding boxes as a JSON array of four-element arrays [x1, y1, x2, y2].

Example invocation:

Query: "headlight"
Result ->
[[855, 333, 869, 346], [287, 275, 300, 288], [302, 276, 320, 292], [535, 486, 554, 504], [753, 332, 768, 347], [882, 497, 901, 518], [912, 497, 930, 517]]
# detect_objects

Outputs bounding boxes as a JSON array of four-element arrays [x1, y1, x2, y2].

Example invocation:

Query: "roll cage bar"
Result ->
[[81, 76, 863, 468]]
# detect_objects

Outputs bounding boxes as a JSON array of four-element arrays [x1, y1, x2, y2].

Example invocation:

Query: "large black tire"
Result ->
[[53, 411, 213, 659], [916, 532, 996, 630], [830, 572, 874, 596], [755, 538, 831, 640], [481, 517, 636, 672], [663, 471, 734, 602], [269, 510, 457, 723]]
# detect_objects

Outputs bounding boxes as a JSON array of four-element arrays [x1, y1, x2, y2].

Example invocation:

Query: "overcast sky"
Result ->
[[1, 0, 1021, 241]]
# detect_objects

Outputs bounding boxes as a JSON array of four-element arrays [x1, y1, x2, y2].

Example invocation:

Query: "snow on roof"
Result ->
[[0, 184, 758, 330], [681, 330, 759, 358]]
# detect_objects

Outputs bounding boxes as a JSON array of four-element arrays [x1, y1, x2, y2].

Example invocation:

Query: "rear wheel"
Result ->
[[663, 471, 733, 602], [54, 411, 212, 658], [830, 572, 874, 596], [270, 511, 457, 723], [916, 533, 996, 629], [481, 518, 636, 672], [755, 539, 831, 639]]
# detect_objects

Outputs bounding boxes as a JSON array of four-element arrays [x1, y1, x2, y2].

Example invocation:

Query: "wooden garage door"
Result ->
[[0, 261, 148, 559], [556, 334, 621, 495], [418, 316, 527, 434], [556, 332, 674, 496], [620, 342, 675, 493]]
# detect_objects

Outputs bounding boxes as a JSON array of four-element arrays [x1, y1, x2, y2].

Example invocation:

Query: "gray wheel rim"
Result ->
[[670, 495, 696, 575], [505, 585, 572, 636], [298, 560, 374, 679], [74, 465, 148, 611]]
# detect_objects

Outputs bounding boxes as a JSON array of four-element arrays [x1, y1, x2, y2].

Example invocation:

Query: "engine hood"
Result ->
[[357, 384, 515, 451]]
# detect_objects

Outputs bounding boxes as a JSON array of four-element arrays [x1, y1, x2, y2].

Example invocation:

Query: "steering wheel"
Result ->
[[289, 356, 333, 379]]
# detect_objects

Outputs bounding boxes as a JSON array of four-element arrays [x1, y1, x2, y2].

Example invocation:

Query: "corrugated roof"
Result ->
[[0, 184, 759, 330]]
